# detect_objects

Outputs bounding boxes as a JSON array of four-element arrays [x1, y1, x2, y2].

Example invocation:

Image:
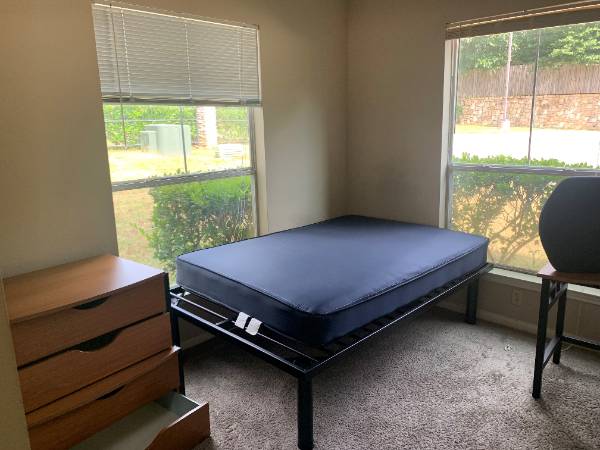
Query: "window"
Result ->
[[446, 17, 600, 273], [92, 4, 261, 280]]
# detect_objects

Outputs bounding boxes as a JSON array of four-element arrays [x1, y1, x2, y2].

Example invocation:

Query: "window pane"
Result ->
[[105, 104, 187, 182], [454, 30, 537, 164], [450, 169, 564, 272], [104, 104, 252, 183], [529, 22, 600, 169], [182, 106, 252, 174], [113, 176, 256, 282]]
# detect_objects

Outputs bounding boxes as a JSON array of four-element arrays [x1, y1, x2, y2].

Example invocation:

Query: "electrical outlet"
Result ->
[[511, 289, 523, 306]]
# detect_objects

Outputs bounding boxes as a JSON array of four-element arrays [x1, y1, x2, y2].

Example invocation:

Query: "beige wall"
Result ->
[[0, 1, 119, 277], [0, 0, 347, 278], [346, 0, 600, 337]]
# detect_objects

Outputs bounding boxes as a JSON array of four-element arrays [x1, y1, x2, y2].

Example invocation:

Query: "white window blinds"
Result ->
[[446, 1, 600, 39], [92, 3, 261, 105]]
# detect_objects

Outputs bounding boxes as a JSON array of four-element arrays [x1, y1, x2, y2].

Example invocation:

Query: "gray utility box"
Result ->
[[142, 124, 192, 156]]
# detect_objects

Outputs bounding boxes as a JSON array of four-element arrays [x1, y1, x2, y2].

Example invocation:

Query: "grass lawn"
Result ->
[[455, 124, 531, 134], [113, 188, 163, 273], [109, 145, 250, 182]]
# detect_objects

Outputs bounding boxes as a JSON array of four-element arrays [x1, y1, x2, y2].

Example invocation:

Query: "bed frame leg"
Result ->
[[170, 308, 186, 395], [466, 279, 479, 325], [297, 378, 313, 450], [166, 276, 186, 395]]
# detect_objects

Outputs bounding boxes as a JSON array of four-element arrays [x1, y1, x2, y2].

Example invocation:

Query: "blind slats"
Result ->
[[446, 1, 600, 39], [92, 3, 261, 106]]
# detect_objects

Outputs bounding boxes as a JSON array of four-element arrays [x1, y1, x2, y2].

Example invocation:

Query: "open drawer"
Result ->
[[27, 348, 181, 450], [71, 392, 210, 450]]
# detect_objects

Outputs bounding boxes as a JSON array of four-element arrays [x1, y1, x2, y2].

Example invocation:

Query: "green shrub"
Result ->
[[455, 102, 464, 123], [147, 176, 254, 271], [104, 104, 249, 148], [104, 104, 196, 148], [451, 153, 592, 270], [217, 107, 249, 143]]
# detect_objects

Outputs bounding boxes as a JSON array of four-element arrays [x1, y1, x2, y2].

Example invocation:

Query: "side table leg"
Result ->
[[533, 279, 550, 399], [553, 284, 567, 365]]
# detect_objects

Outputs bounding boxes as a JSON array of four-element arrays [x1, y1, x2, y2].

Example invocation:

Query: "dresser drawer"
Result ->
[[19, 313, 172, 413], [12, 275, 166, 366], [147, 394, 210, 450], [28, 348, 180, 450], [71, 393, 209, 450]]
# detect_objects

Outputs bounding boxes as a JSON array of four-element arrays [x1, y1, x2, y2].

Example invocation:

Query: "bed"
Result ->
[[169, 215, 491, 449]]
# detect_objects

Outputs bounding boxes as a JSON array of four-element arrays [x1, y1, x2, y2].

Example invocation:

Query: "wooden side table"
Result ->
[[533, 263, 600, 398]]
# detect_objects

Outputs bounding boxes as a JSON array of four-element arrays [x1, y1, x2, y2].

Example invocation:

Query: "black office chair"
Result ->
[[539, 176, 600, 273]]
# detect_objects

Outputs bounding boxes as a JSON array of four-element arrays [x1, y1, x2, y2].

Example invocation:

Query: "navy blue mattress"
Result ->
[[176, 216, 488, 345]]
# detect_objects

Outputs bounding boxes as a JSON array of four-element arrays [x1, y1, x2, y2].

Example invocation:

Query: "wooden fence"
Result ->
[[458, 64, 600, 98]]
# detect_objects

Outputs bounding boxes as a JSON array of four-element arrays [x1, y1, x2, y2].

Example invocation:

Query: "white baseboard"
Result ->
[[438, 302, 539, 335]]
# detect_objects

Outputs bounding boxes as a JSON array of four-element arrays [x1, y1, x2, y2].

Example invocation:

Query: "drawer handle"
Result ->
[[98, 386, 125, 401], [74, 296, 110, 310], [74, 329, 121, 352]]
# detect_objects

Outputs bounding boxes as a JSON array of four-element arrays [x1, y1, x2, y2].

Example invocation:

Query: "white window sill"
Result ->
[[485, 267, 600, 305]]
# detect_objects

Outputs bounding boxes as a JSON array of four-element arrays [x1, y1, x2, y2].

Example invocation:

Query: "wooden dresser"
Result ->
[[4, 255, 210, 450]]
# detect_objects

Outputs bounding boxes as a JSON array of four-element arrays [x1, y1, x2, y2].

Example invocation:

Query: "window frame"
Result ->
[[445, 27, 600, 272], [93, 2, 263, 238]]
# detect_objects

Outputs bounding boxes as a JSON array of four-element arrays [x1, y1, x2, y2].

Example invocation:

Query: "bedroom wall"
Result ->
[[346, 0, 600, 340], [0, 1, 118, 278], [0, 0, 347, 278]]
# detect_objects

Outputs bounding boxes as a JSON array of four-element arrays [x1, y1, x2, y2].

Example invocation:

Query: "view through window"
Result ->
[[447, 20, 600, 273], [92, 4, 260, 282], [108, 105, 257, 277]]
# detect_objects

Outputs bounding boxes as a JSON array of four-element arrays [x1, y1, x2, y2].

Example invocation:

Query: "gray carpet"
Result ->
[[185, 309, 600, 449]]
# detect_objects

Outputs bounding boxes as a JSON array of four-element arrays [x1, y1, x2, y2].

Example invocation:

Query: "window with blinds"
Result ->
[[446, 1, 600, 39], [92, 3, 261, 105], [444, 2, 600, 273], [91, 3, 260, 281]]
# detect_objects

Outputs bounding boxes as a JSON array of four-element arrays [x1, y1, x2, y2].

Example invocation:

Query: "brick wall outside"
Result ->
[[458, 94, 600, 130]]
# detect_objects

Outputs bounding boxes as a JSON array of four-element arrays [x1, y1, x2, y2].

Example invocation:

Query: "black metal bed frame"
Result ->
[[169, 263, 493, 449]]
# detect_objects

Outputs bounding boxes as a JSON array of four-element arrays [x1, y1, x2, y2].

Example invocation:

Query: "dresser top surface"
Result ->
[[4, 255, 165, 323]]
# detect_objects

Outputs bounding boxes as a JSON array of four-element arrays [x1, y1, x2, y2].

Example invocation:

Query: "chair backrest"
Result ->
[[539, 177, 600, 273]]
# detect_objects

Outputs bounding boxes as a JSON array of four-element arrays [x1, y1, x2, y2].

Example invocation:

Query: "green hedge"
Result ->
[[216, 107, 249, 143], [103, 105, 248, 148], [147, 176, 254, 271], [451, 154, 592, 270], [103, 105, 196, 147]]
